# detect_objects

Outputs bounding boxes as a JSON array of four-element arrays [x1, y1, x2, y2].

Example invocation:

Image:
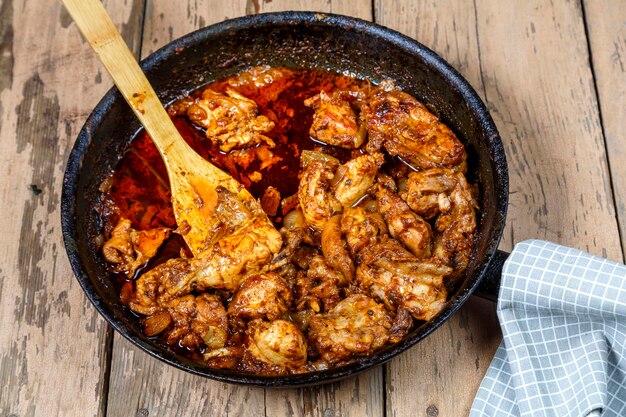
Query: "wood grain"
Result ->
[[376, 0, 623, 415], [106, 2, 375, 417], [0, 0, 144, 416], [582, 0, 626, 258], [374, 2, 501, 416]]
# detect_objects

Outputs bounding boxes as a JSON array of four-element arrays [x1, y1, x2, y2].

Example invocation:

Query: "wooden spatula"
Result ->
[[61, 0, 272, 255]]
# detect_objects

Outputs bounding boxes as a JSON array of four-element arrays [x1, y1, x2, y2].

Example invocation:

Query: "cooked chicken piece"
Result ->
[[241, 319, 308, 375], [308, 294, 393, 364], [376, 185, 432, 259], [261, 186, 281, 217], [340, 207, 388, 260], [163, 293, 229, 351], [321, 215, 354, 282], [129, 257, 193, 316], [176, 87, 275, 152], [304, 90, 367, 149], [271, 219, 314, 269], [169, 216, 282, 295], [331, 152, 385, 208], [298, 158, 342, 230], [400, 168, 460, 219], [203, 346, 244, 369], [389, 307, 414, 343], [363, 80, 466, 170], [433, 174, 478, 273], [357, 238, 451, 321], [296, 255, 345, 312], [228, 273, 292, 321], [227, 66, 294, 102], [102, 218, 170, 278], [128, 215, 282, 314]]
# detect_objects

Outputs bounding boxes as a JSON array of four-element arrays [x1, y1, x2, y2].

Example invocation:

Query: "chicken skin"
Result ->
[[298, 158, 342, 230], [340, 207, 388, 261], [308, 294, 393, 365], [228, 273, 292, 321], [363, 81, 466, 170], [357, 238, 451, 321], [304, 90, 367, 149], [433, 174, 478, 273], [400, 168, 476, 220], [128, 215, 282, 314], [331, 152, 385, 209], [240, 319, 308, 375], [376, 184, 432, 259], [171, 87, 275, 152], [321, 215, 355, 283], [298, 151, 385, 230], [295, 255, 346, 312], [164, 293, 229, 350], [101, 218, 170, 278]]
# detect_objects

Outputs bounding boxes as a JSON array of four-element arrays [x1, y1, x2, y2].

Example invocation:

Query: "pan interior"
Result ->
[[62, 12, 507, 386]]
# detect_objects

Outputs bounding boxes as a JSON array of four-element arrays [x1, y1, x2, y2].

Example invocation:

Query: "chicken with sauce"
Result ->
[[169, 87, 275, 152], [98, 67, 478, 375], [363, 80, 466, 170]]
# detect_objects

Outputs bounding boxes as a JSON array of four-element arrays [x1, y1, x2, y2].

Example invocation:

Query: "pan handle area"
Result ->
[[474, 250, 509, 302]]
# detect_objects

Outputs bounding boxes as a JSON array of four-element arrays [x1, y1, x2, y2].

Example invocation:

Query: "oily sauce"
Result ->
[[98, 68, 368, 346], [100, 68, 366, 236]]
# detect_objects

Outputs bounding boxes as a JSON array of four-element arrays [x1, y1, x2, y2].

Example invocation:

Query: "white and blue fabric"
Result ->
[[470, 240, 626, 417]]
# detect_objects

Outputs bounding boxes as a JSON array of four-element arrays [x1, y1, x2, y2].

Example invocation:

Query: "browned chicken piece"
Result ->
[[363, 80, 466, 170], [261, 186, 281, 217], [296, 255, 346, 312], [203, 346, 244, 370], [101, 218, 170, 278], [240, 319, 308, 375], [168, 215, 283, 295], [321, 215, 355, 282], [270, 217, 315, 270], [331, 152, 385, 208], [308, 294, 393, 364], [128, 215, 282, 314], [376, 184, 432, 259], [357, 238, 451, 321], [304, 90, 367, 149], [227, 66, 294, 99], [340, 207, 388, 261], [389, 307, 414, 343], [161, 293, 229, 351], [129, 257, 193, 316], [228, 273, 292, 321], [433, 174, 478, 273], [400, 168, 461, 220], [298, 158, 342, 230], [175, 87, 275, 152]]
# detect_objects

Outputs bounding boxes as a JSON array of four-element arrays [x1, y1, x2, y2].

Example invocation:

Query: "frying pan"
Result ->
[[61, 12, 509, 386]]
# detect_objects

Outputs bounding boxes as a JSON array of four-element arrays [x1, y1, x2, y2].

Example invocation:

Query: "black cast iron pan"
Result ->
[[61, 12, 509, 386]]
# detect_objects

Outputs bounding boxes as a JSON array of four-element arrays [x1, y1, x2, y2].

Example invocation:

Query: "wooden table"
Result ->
[[1, 0, 624, 415]]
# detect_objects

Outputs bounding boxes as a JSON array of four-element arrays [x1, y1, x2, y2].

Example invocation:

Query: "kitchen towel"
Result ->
[[470, 240, 626, 417]]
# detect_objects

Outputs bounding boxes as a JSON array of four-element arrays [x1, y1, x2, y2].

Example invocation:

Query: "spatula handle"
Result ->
[[61, 0, 182, 158]]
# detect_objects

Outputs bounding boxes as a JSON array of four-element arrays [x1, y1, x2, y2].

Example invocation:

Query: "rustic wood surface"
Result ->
[[0, 0, 624, 416]]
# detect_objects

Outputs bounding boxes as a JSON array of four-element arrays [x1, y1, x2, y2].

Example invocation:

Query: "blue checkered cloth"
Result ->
[[470, 240, 626, 417]]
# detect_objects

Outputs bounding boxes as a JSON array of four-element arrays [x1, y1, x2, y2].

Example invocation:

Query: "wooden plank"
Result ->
[[106, 2, 379, 417], [376, 0, 623, 415], [0, 0, 145, 416], [255, 3, 380, 415], [106, 3, 265, 417], [374, 2, 500, 416], [582, 0, 626, 256]]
